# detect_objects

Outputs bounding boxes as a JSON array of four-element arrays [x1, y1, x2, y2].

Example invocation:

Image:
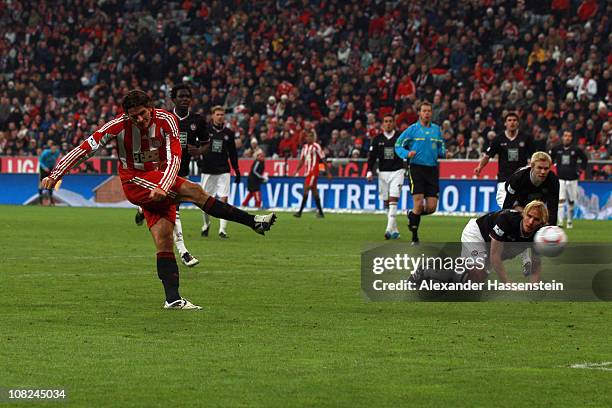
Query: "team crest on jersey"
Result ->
[[224, 135, 229, 141], [432, 142, 437, 149], [519, 142, 525, 147], [152, 139, 161, 147], [190, 123, 197, 131]]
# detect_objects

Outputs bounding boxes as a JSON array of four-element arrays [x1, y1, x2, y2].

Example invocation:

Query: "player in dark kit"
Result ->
[[411, 200, 548, 286], [503, 151, 560, 226], [549, 130, 588, 229], [135, 84, 209, 267], [200, 106, 241, 239], [242, 151, 268, 208], [474, 112, 534, 208], [367, 114, 405, 239]]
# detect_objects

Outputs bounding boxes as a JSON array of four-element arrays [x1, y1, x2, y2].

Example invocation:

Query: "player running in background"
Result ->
[[411, 200, 548, 285], [200, 106, 240, 239], [395, 101, 445, 245], [38, 141, 60, 205], [474, 111, 534, 207], [549, 130, 588, 228], [135, 84, 209, 266], [293, 130, 331, 218], [42, 90, 276, 310], [242, 151, 268, 208], [367, 114, 404, 240]]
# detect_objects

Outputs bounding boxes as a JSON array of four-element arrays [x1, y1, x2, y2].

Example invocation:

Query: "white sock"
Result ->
[[387, 203, 398, 232], [202, 212, 210, 230], [174, 211, 188, 255], [220, 219, 228, 234], [558, 202, 565, 225], [568, 203, 574, 224]]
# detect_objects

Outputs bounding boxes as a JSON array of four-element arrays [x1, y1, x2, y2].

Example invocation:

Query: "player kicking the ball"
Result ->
[[42, 90, 276, 310]]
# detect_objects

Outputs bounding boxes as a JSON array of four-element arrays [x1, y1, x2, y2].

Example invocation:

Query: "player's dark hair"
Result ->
[[383, 113, 395, 120], [504, 111, 519, 121], [122, 90, 153, 111], [171, 84, 192, 99], [418, 101, 432, 111]]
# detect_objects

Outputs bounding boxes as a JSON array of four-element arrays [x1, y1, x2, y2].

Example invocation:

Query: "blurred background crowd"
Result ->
[[0, 0, 610, 177]]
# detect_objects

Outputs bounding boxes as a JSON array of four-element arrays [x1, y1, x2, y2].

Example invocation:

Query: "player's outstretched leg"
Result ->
[[178, 181, 277, 236]]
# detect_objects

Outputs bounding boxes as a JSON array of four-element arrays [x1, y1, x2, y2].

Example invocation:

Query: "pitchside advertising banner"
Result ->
[[1, 174, 610, 219], [361, 243, 612, 301]]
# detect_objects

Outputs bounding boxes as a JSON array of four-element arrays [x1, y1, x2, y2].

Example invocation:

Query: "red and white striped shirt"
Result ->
[[50, 108, 181, 192], [300, 142, 325, 175]]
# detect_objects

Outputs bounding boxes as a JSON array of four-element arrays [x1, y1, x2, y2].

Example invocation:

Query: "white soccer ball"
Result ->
[[534, 226, 568, 257]]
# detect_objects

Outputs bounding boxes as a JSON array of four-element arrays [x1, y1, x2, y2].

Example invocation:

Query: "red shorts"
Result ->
[[121, 171, 188, 229], [305, 172, 319, 188]]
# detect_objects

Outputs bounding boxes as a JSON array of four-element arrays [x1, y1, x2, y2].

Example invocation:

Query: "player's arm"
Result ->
[[293, 147, 305, 176], [43, 130, 111, 189], [318, 145, 332, 180], [529, 256, 542, 283], [436, 128, 446, 159], [252, 161, 266, 180], [188, 118, 211, 156], [502, 172, 521, 210], [474, 138, 496, 176], [366, 137, 379, 181], [577, 147, 589, 174], [394, 128, 413, 160], [226, 131, 241, 183], [156, 114, 182, 198], [489, 238, 511, 283], [39, 150, 50, 171]]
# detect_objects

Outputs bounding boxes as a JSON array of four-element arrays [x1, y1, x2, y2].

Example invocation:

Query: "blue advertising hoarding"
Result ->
[[1, 174, 610, 220]]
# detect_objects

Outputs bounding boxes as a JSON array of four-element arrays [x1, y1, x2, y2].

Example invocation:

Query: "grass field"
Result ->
[[1, 206, 611, 407]]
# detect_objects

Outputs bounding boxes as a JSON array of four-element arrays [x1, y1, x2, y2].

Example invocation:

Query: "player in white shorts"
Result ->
[[366, 114, 405, 239]]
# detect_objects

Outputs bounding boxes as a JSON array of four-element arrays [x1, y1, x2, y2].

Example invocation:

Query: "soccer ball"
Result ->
[[534, 226, 568, 257]]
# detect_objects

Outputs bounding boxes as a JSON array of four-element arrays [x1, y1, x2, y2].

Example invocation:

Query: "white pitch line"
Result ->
[[570, 362, 612, 371]]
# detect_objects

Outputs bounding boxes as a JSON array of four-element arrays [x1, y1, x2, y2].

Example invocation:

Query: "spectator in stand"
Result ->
[[0, 0, 609, 177]]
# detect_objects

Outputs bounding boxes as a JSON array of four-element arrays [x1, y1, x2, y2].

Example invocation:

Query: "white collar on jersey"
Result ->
[[173, 108, 190, 121], [383, 130, 395, 139]]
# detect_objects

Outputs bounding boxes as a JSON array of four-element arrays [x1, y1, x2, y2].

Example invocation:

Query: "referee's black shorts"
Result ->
[[408, 164, 439, 197]]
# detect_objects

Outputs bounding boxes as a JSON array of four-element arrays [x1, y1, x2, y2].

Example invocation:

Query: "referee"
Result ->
[[474, 112, 534, 208], [199, 106, 241, 239], [549, 130, 588, 228], [367, 113, 404, 240], [395, 101, 446, 245]]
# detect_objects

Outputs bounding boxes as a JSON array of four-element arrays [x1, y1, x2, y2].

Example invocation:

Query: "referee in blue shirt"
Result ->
[[395, 101, 446, 245], [38, 142, 61, 205]]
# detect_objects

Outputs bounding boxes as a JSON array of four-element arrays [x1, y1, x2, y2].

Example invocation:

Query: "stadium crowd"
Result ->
[[0, 0, 610, 177]]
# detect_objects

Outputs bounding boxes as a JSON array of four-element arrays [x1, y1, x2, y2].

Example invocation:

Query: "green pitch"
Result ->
[[1, 206, 611, 407]]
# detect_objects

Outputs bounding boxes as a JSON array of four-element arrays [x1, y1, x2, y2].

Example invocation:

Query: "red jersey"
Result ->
[[50, 108, 181, 192], [300, 142, 325, 175]]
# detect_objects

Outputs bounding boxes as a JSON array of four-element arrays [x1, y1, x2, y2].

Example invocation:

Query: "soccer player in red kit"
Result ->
[[293, 130, 331, 218], [41, 90, 276, 310]]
